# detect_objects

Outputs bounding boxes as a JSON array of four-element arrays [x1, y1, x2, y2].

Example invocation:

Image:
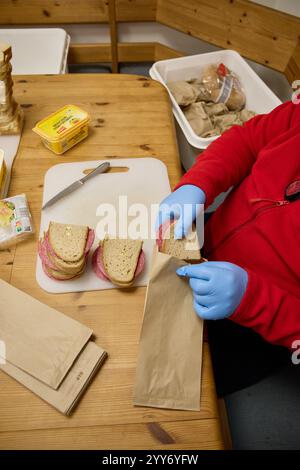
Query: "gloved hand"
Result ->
[[176, 261, 248, 320], [156, 185, 206, 239]]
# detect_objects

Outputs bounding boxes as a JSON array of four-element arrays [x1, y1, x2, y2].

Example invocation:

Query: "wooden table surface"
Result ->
[[0, 74, 225, 450]]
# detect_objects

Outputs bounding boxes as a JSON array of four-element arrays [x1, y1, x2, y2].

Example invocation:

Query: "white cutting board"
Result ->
[[36, 158, 171, 293]]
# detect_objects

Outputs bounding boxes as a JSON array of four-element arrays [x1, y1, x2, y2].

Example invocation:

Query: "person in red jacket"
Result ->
[[157, 99, 300, 395]]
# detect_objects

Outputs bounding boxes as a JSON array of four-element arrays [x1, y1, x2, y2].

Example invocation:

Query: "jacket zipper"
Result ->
[[206, 198, 290, 257]]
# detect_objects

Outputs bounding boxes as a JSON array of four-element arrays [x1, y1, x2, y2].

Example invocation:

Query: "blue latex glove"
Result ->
[[176, 261, 248, 320], [156, 185, 206, 239]]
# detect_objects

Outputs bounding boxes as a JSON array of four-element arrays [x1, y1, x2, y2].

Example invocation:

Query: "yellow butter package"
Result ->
[[32, 105, 90, 155]]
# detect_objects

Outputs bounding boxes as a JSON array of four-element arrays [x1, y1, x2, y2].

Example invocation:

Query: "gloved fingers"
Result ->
[[176, 263, 211, 280], [155, 202, 182, 232], [155, 209, 172, 232], [193, 300, 215, 320], [193, 300, 220, 320], [173, 207, 195, 240], [193, 293, 210, 307], [189, 277, 211, 295], [194, 292, 215, 308]]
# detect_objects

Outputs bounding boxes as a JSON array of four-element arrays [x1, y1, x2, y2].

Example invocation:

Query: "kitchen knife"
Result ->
[[42, 161, 110, 210]]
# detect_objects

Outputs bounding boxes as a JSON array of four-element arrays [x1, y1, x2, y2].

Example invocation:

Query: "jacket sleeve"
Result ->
[[231, 269, 300, 349], [175, 100, 300, 207]]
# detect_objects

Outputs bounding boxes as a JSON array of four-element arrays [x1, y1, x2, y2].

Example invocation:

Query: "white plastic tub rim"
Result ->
[[150, 50, 282, 149]]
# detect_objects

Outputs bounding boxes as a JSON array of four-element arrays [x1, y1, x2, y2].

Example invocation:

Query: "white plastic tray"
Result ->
[[150, 50, 282, 149], [0, 28, 70, 74]]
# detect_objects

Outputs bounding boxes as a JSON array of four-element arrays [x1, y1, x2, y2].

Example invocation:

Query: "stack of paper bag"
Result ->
[[0, 279, 107, 414]]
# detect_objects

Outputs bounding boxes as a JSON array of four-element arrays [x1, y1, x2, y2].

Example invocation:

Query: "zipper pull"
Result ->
[[275, 200, 290, 206], [250, 198, 290, 207]]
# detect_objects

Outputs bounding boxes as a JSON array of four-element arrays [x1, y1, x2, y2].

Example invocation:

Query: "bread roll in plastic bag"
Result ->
[[201, 64, 220, 91], [201, 63, 246, 111]]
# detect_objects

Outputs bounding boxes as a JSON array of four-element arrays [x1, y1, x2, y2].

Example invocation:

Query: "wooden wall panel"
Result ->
[[67, 42, 186, 64], [68, 42, 157, 64], [0, 0, 156, 24], [118, 42, 155, 62], [0, 0, 108, 24], [156, 0, 300, 72], [116, 0, 156, 21], [68, 44, 112, 63], [285, 42, 300, 84], [68, 42, 185, 64], [155, 43, 184, 61]]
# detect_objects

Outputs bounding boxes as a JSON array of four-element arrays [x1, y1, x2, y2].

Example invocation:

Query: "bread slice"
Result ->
[[47, 249, 85, 275], [161, 222, 201, 261], [43, 262, 85, 280], [48, 222, 89, 263], [101, 238, 143, 285]]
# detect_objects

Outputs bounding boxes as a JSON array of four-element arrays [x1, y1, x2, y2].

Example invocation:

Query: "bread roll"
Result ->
[[183, 102, 217, 137], [167, 80, 199, 106]]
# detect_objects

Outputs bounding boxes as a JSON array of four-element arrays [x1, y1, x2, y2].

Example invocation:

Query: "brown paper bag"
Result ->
[[0, 341, 107, 415], [133, 249, 203, 411], [0, 279, 92, 389]]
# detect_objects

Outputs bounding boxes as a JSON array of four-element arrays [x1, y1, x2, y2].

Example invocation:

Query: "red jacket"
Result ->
[[176, 100, 300, 349]]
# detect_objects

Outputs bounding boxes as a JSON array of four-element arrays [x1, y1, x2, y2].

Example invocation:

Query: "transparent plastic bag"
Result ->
[[201, 63, 246, 111], [0, 193, 34, 249]]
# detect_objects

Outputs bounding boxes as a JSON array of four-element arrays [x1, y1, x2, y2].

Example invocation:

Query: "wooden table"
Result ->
[[0, 74, 226, 450]]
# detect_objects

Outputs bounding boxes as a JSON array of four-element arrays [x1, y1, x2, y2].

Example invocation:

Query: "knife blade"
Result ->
[[42, 161, 110, 210]]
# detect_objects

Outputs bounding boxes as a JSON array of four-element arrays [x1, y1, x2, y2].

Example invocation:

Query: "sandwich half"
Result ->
[[93, 237, 145, 287], [38, 221, 95, 280], [157, 220, 202, 261]]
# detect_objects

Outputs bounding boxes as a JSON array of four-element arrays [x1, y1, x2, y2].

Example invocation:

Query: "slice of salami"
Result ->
[[38, 238, 57, 270], [92, 247, 110, 281], [85, 228, 95, 253], [156, 220, 173, 251], [134, 249, 145, 278]]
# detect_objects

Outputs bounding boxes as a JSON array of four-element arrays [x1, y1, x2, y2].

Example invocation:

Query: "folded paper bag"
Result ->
[[0, 341, 107, 415], [133, 249, 203, 411], [0, 279, 92, 389]]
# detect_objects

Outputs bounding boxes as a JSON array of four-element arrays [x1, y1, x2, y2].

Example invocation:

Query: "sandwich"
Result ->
[[38, 221, 95, 280], [92, 237, 145, 287], [157, 220, 203, 261]]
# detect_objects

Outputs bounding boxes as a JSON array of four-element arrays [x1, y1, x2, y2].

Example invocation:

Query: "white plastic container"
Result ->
[[0, 28, 70, 74], [150, 50, 282, 150]]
